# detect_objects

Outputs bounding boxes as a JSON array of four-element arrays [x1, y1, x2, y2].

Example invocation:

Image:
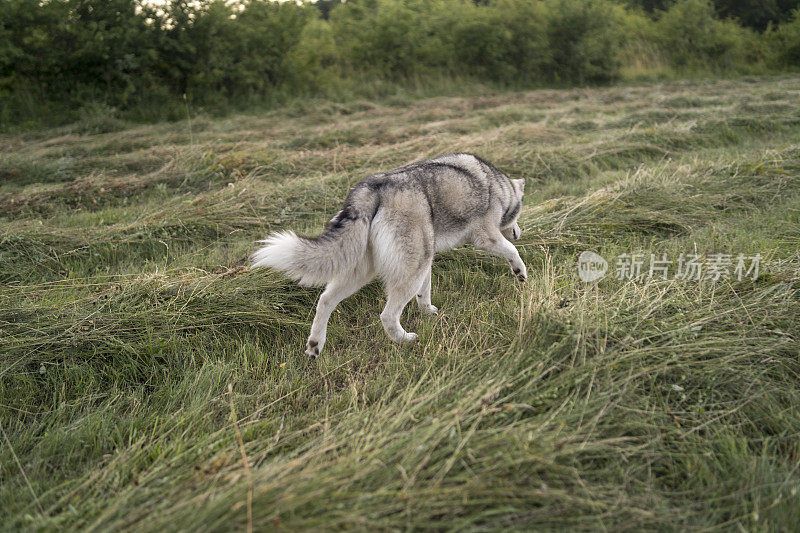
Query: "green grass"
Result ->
[[2, 75, 799, 531]]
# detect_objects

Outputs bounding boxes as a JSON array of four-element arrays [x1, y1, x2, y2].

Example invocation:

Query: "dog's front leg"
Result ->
[[473, 231, 527, 282]]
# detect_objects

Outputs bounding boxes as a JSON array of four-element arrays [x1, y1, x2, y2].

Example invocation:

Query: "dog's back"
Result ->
[[350, 153, 520, 248]]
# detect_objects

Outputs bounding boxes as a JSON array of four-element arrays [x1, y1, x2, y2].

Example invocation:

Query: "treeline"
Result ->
[[2, 0, 800, 126], [624, 0, 799, 31]]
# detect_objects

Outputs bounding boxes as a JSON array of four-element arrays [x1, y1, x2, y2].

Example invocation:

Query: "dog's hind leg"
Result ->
[[381, 268, 428, 343], [370, 194, 433, 343], [306, 274, 370, 358], [415, 263, 438, 315]]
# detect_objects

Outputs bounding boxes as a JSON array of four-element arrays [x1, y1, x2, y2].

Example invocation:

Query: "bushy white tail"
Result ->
[[250, 218, 370, 286]]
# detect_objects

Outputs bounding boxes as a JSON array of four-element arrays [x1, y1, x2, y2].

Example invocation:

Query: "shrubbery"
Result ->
[[653, 0, 762, 72], [769, 8, 800, 68], [1, 0, 799, 126]]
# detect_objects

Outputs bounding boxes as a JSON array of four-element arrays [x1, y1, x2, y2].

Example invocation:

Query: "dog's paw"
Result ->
[[421, 304, 438, 315], [401, 332, 418, 343], [305, 339, 320, 359]]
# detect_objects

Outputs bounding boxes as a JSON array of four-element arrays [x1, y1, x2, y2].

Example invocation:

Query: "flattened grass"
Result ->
[[1, 75, 799, 530]]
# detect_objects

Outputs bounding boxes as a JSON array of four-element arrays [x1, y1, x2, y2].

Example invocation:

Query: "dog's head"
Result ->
[[511, 178, 525, 201], [501, 178, 524, 241]]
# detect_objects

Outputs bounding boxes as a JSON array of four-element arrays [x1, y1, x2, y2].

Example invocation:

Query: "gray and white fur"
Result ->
[[251, 153, 526, 358]]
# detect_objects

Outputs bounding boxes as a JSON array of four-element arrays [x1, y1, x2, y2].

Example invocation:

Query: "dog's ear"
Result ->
[[512, 178, 525, 197]]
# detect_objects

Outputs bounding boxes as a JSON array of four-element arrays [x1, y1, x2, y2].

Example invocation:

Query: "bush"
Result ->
[[0, 0, 796, 128], [542, 0, 628, 83], [652, 0, 762, 72], [616, 8, 668, 79], [285, 18, 342, 94], [327, 0, 622, 85], [72, 102, 128, 135], [446, 0, 550, 84], [329, 0, 439, 79], [162, 0, 309, 102], [768, 9, 800, 68]]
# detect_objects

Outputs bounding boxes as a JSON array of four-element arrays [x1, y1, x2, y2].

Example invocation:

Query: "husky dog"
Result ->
[[251, 153, 526, 358]]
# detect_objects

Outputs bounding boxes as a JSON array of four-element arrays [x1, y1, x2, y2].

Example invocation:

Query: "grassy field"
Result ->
[[2, 75, 800, 531]]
